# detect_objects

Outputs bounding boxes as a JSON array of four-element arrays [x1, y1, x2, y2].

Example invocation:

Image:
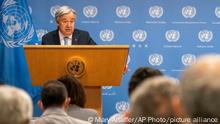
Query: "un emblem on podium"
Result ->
[[182, 6, 196, 18], [66, 58, 86, 77], [0, 0, 35, 48]]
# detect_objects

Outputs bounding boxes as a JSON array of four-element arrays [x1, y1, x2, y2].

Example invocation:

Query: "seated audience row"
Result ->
[[128, 54, 220, 124], [1, 54, 220, 124]]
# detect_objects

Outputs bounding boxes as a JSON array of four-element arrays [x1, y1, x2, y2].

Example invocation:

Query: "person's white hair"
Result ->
[[130, 76, 179, 122], [0, 86, 33, 124], [181, 54, 220, 119], [55, 6, 77, 23]]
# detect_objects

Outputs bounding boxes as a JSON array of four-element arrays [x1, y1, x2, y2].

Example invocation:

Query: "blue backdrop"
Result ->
[[27, 0, 220, 122]]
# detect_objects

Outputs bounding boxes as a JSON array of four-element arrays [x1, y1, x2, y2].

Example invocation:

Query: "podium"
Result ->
[[24, 45, 129, 115]]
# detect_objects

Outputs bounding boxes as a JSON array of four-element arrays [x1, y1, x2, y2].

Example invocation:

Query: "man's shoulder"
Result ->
[[83, 108, 99, 116], [43, 30, 58, 37], [74, 28, 89, 35], [34, 114, 91, 124], [70, 116, 91, 124], [68, 105, 98, 118]]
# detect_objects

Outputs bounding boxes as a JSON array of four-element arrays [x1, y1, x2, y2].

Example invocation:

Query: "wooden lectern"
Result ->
[[24, 45, 129, 115]]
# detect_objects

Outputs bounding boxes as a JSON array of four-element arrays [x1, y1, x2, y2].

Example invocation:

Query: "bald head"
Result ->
[[181, 54, 220, 119]]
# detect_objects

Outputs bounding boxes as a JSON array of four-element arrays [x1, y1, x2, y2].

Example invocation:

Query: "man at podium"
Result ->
[[42, 6, 96, 45]]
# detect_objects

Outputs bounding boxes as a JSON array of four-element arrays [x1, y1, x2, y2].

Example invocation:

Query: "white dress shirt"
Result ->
[[59, 31, 72, 45]]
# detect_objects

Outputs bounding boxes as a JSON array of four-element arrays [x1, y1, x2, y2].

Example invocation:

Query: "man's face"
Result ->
[[57, 12, 75, 36]]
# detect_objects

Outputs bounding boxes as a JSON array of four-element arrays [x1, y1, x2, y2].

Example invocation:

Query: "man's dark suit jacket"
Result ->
[[42, 29, 96, 45]]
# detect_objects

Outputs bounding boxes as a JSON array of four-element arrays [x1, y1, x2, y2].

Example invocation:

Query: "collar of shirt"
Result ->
[[58, 31, 72, 45], [42, 107, 68, 117]]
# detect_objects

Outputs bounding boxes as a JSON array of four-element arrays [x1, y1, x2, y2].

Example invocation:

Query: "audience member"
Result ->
[[180, 54, 220, 122], [34, 80, 90, 124], [130, 76, 179, 124], [128, 67, 163, 97], [58, 75, 100, 124], [0, 86, 33, 124], [108, 67, 163, 124]]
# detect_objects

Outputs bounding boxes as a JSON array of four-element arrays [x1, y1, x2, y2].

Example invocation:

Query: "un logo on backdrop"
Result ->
[[36, 29, 48, 41], [181, 54, 196, 66], [215, 7, 220, 18], [50, 5, 60, 17], [115, 101, 130, 113], [149, 6, 163, 18], [83, 5, 98, 18], [182, 6, 196, 18], [165, 30, 180, 42], [132, 29, 147, 42], [100, 29, 114, 42], [198, 30, 213, 42], [0, 0, 35, 48], [148, 54, 163, 66], [116, 5, 130, 18]]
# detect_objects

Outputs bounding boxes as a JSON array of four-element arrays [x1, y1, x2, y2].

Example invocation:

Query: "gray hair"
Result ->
[[55, 6, 77, 22], [0, 86, 33, 124], [130, 76, 179, 122], [181, 54, 220, 119]]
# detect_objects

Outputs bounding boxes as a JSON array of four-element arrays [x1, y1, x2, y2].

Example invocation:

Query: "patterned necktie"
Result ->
[[64, 37, 68, 45]]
